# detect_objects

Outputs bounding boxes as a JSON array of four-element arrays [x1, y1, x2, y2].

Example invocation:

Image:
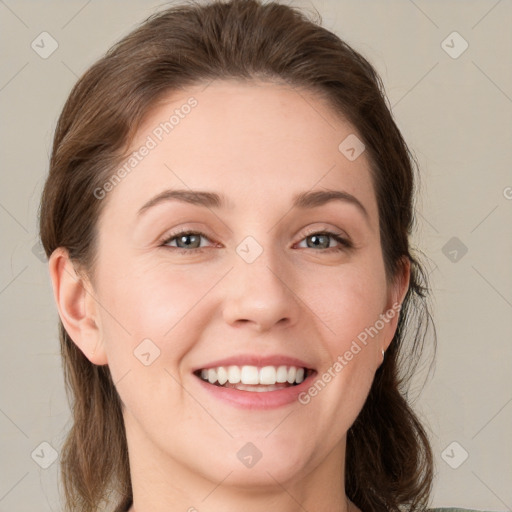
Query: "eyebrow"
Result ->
[[137, 188, 369, 221]]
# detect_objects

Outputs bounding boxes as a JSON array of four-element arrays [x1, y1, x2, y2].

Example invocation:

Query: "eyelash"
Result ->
[[160, 229, 353, 254]]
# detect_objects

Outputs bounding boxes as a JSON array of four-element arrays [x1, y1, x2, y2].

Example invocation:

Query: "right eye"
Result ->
[[161, 230, 214, 253]]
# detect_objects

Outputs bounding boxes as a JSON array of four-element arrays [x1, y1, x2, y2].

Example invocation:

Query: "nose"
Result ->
[[221, 249, 301, 333]]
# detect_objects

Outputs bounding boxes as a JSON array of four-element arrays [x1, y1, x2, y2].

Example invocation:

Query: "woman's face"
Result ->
[[70, 80, 408, 492]]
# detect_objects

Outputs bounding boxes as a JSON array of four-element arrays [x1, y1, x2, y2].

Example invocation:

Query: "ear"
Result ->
[[381, 256, 411, 352], [48, 247, 108, 365]]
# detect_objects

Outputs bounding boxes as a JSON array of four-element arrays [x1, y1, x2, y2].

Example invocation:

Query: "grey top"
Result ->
[[429, 509, 494, 512], [120, 504, 492, 512]]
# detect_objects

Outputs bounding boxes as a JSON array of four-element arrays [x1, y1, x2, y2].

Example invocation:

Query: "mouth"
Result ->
[[193, 365, 316, 392]]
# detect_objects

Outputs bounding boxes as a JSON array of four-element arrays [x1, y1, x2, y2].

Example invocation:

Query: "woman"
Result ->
[[38, 1, 489, 511]]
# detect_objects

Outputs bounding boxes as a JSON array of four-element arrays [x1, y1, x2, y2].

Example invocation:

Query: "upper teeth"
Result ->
[[199, 365, 306, 385]]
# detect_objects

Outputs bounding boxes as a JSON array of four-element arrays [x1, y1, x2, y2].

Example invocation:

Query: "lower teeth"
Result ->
[[217, 382, 293, 392]]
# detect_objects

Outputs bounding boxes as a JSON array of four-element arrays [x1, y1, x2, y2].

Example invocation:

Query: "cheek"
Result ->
[[311, 261, 388, 346], [304, 258, 387, 409], [97, 251, 199, 325], [92, 263, 208, 421], [94, 257, 216, 368]]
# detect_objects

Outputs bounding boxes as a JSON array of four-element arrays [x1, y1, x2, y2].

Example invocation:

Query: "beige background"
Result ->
[[1, 0, 511, 510]]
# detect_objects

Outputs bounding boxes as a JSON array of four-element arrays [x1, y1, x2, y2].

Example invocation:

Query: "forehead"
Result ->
[[105, 79, 378, 228]]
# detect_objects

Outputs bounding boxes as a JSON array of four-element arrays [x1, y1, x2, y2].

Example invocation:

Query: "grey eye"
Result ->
[[306, 233, 332, 249], [164, 231, 209, 250], [175, 233, 202, 249]]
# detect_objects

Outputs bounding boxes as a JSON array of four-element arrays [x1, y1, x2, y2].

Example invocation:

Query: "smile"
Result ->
[[194, 364, 314, 391]]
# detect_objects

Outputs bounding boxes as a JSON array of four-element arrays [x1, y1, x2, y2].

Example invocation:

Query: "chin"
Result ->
[[196, 438, 313, 488], [218, 459, 309, 490]]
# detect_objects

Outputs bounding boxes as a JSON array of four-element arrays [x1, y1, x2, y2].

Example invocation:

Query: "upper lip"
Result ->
[[192, 354, 316, 373]]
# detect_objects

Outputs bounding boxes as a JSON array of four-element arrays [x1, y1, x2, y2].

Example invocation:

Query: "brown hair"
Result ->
[[39, 1, 437, 511]]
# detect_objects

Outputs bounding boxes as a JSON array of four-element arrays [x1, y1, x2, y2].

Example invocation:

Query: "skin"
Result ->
[[50, 79, 410, 512]]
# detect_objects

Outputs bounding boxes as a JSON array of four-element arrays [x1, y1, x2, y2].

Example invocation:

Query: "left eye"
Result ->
[[296, 231, 352, 251], [162, 231, 213, 251], [161, 230, 351, 253]]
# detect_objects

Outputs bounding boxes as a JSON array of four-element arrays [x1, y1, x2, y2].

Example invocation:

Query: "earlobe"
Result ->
[[48, 247, 108, 365]]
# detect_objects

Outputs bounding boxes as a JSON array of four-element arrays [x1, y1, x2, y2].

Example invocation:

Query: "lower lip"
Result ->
[[194, 373, 317, 410]]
